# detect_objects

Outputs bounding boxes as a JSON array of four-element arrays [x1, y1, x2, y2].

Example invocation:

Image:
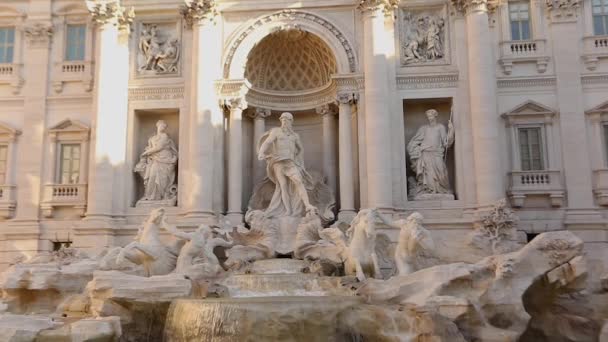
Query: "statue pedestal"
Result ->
[[274, 216, 301, 255], [135, 198, 177, 208], [412, 193, 454, 201]]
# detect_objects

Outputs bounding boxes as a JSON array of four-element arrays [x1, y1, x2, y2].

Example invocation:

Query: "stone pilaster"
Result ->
[[547, 0, 600, 221], [336, 92, 356, 221], [249, 108, 271, 186], [452, 0, 504, 207], [85, 0, 133, 221], [182, 0, 222, 219], [358, 2, 397, 211], [227, 97, 247, 223], [316, 104, 338, 198]]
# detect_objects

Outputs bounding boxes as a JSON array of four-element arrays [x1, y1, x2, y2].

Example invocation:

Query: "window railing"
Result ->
[[508, 170, 565, 207], [500, 39, 546, 58], [582, 35, 608, 70], [53, 61, 93, 93], [42, 183, 87, 217], [0, 64, 14, 76]]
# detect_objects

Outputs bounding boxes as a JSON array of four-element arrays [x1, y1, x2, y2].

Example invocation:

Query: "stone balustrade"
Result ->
[[41, 183, 87, 218], [0, 184, 16, 219], [53, 60, 93, 93], [507, 170, 565, 207], [498, 39, 549, 75], [582, 35, 608, 70], [0, 63, 23, 94], [593, 169, 608, 206]]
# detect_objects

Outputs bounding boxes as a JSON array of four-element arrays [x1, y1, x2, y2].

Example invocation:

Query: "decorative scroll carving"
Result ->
[[23, 23, 53, 47], [357, 0, 401, 14], [137, 24, 181, 75], [545, 0, 580, 21], [400, 8, 447, 66], [249, 108, 271, 120], [86, 0, 135, 31], [179, 0, 218, 28], [450, 0, 499, 14]]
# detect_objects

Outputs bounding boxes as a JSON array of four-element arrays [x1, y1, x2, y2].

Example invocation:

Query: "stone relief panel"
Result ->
[[136, 22, 181, 76], [399, 6, 448, 66]]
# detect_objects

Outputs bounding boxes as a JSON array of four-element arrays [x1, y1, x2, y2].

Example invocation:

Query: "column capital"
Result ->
[[357, 0, 400, 16], [450, 0, 499, 15], [336, 92, 357, 105], [316, 104, 337, 117], [545, 0, 580, 23], [23, 22, 53, 48], [180, 0, 219, 28], [249, 107, 271, 120], [227, 97, 248, 111], [86, 0, 135, 32]]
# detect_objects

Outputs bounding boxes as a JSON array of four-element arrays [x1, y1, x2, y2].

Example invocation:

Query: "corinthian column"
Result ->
[[249, 108, 271, 185], [85, 1, 134, 220], [337, 92, 356, 220], [358, 0, 398, 211], [316, 104, 338, 196], [452, 0, 503, 206], [181, 0, 221, 218], [227, 98, 247, 223]]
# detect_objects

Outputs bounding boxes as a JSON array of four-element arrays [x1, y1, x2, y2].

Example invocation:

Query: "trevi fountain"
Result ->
[[0, 0, 608, 341]]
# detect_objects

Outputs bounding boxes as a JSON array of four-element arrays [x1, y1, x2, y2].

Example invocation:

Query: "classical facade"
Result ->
[[0, 0, 607, 278]]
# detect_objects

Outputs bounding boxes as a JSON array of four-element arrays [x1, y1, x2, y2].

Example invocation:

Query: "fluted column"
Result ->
[[358, 0, 397, 211], [337, 92, 356, 220], [250, 108, 271, 185], [452, 0, 504, 206], [181, 0, 221, 218], [85, 1, 133, 220], [227, 98, 247, 223], [316, 104, 338, 196]]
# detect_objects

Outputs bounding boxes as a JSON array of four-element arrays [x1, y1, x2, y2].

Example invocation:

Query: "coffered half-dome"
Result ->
[[245, 29, 337, 93]]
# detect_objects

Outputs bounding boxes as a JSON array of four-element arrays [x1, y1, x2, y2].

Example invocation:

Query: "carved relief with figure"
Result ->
[[137, 24, 181, 75], [400, 8, 447, 66]]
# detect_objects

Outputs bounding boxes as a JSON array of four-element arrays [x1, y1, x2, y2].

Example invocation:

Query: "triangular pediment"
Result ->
[[503, 100, 556, 117], [0, 122, 21, 137], [49, 119, 89, 133], [586, 101, 608, 115]]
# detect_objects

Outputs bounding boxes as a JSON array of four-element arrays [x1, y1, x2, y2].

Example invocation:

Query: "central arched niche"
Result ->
[[245, 29, 337, 93], [240, 29, 339, 210]]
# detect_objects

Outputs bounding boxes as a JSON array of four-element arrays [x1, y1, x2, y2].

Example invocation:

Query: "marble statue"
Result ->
[[224, 210, 279, 269], [116, 208, 179, 277], [377, 211, 435, 275], [164, 220, 233, 279], [344, 209, 382, 281], [294, 212, 346, 264], [400, 11, 446, 66], [407, 109, 454, 200], [257, 112, 317, 217], [134, 120, 178, 207], [138, 24, 180, 75]]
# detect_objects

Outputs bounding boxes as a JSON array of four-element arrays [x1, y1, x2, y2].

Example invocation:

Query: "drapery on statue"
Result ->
[[407, 109, 454, 198], [134, 120, 178, 206], [249, 112, 334, 221]]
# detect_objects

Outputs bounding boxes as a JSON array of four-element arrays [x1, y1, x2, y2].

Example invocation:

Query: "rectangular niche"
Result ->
[[403, 98, 457, 201], [132, 108, 180, 207]]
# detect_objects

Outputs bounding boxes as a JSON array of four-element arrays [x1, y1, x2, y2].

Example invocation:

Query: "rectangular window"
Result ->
[[0, 27, 15, 64], [0, 145, 8, 184], [510, 2, 531, 41], [65, 24, 86, 61], [518, 127, 544, 171], [593, 0, 608, 36], [59, 144, 81, 184]]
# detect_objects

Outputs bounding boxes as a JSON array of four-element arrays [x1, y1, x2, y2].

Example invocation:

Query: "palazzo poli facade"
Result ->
[[0, 0, 607, 278]]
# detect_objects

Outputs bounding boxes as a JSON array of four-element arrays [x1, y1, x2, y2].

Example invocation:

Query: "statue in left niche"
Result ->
[[134, 120, 178, 207], [138, 24, 181, 75]]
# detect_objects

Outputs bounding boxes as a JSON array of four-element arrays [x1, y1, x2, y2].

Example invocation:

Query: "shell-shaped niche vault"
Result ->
[[245, 29, 337, 93]]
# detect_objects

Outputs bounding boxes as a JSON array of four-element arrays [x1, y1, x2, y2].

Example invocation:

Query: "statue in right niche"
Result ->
[[407, 109, 454, 200]]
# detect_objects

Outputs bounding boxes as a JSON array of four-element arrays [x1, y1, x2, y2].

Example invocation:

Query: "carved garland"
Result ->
[[357, 0, 401, 14], [450, 0, 500, 14], [545, 0, 580, 20], [23, 23, 53, 47], [223, 10, 357, 78]]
